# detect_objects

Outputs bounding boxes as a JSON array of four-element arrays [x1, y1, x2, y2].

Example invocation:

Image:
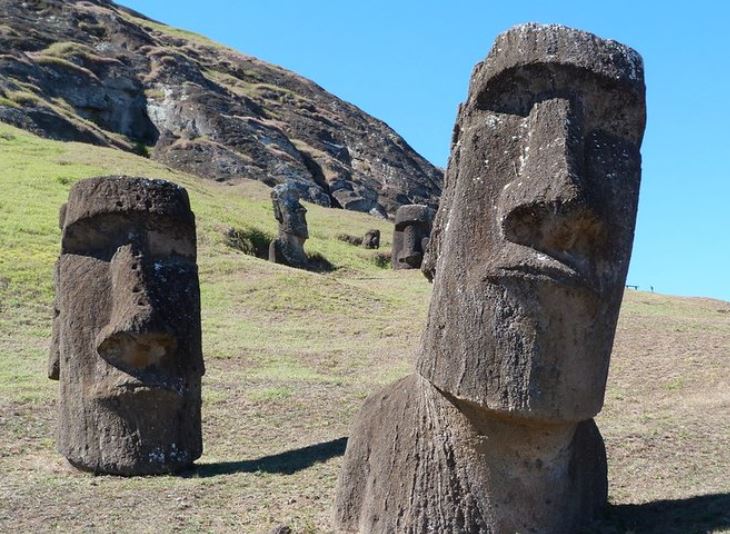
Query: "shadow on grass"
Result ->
[[224, 226, 272, 259], [586, 492, 730, 533], [306, 252, 337, 273], [192, 436, 348, 477]]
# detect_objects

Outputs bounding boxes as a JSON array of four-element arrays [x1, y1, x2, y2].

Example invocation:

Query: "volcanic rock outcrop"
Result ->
[[49, 176, 204, 475], [269, 182, 309, 268], [391, 204, 434, 269], [0, 0, 441, 217], [335, 24, 646, 533]]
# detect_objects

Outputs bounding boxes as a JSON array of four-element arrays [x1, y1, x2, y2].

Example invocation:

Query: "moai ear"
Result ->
[[58, 203, 67, 230], [48, 260, 60, 380]]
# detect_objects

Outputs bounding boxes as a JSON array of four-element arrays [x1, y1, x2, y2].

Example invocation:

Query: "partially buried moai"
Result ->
[[335, 24, 646, 533], [49, 176, 204, 475], [391, 204, 434, 269], [269, 182, 309, 268], [361, 229, 380, 249]]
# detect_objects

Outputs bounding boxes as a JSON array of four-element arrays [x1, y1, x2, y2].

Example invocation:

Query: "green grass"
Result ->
[[116, 9, 221, 48], [0, 120, 412, 413], [32, 55, 99, 80], [38, 41, 111, 65], [0, 122, 727, 532]]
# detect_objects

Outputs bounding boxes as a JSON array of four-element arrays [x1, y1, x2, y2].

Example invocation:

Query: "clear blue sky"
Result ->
[[122, 0, 729, 301]]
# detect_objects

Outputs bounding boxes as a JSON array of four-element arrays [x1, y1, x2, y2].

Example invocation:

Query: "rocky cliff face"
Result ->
[[0, 0, 442, 216]]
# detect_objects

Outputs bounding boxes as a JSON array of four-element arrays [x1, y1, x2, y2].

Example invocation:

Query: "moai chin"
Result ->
[[49, 176, 204, 475], [391, 204, 434, 269], [269, 182, 309, 268], [335, 24, 645, 533]]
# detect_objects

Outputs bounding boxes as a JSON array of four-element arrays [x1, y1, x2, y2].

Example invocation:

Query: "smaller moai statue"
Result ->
[[361, 229, 380, 249], [269, 182, 309, 268], [50, 176, 204, 475], [391, 205, 434, 269]]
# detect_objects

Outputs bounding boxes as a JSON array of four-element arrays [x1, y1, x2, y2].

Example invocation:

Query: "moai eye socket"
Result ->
[[62, 213, 196, 263], [62, 214, 136, 259]]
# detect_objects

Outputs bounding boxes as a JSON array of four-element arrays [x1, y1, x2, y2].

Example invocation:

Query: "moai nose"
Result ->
[[500, 98, 603, 258], [96, 242, 177, 370]]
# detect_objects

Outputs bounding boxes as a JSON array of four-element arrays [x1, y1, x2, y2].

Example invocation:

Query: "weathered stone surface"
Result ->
[[0, 0, 442, 216], [361, 229, 380, 249], [49, 176, 203, 475], [336, 229, 380, 249], [335, 374, 608, 533], [336, 233, 363, 246], [391, 204, 434, 270], [268, 182, 309, 268], [336, 23, 645, 533]]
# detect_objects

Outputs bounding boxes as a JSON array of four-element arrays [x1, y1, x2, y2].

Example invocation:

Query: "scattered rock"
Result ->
[[336, 229, 380, 249], [336, 233, 363, 246]]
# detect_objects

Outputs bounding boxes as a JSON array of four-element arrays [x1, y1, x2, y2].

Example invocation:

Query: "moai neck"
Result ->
[[423, 379, 607, 532]]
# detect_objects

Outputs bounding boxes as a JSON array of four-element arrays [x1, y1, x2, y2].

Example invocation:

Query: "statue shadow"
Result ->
[[189, 436, 348, 478], [586, 492, 730, 533], [306, 252, 337, 273]]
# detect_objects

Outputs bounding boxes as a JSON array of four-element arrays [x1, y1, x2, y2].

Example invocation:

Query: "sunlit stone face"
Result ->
[[50, 176, 203, 475], [418, 25, 646, 422]]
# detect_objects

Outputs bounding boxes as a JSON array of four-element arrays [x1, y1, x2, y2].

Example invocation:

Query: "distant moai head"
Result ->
[[269, 182, 309, 267], [362, 229, 380, 249], [272, 182, 308, 241], [417, 24, 646, 422], [392, 205, 434, 269], [49, 176, 203, 475]]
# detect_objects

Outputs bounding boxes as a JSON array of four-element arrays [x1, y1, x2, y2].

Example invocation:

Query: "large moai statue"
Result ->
[[49, 176, 204, 475], [391, 204, 434, 269], [269, 182, 309, 268], [335, 24, 645, 533]]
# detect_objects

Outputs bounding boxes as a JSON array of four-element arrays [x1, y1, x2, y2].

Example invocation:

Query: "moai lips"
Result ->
[[336, 24, 645, 533], [49, 176, 203, 475]]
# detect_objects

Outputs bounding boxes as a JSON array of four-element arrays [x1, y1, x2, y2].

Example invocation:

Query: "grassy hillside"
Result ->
[[0, 123, 728, 532]]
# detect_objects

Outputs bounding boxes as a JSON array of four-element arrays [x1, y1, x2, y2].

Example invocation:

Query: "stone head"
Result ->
[[392, 205, 434, 269], [417, 24, 646, 422], [272, 182, 308, 241], [49, 176, 203, 474], [362, 229, 381, 249]]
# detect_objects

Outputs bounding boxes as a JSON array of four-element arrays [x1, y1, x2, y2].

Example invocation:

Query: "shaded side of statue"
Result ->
[[49, 176, 204, 475], [335, 23, 646, 533]]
